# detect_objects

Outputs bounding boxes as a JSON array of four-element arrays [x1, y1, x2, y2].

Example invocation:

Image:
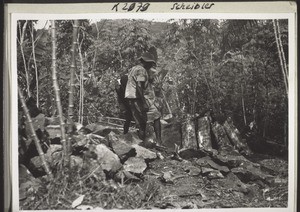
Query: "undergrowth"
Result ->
[[20, 162, 161, 210]]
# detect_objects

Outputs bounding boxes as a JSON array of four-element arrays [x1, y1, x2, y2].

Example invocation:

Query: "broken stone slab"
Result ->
[[45, 125, 61, 139], [70, 155, 83, 169], [123, 157, 147, 174], [212, 172, 248, 194], [178, 148, 208, 159], [45, 116, 66, 126], [118, 131, 143, 145], [160, 171, 174, 184], [212, 122, 233, 151], [196, 116, 212, 149], [92, 144, 122, 173], [195, 156, 230, 173], [161, 120, 182, 151], [31, 144, 62, 169], [231, 161, 274, 184], [201, 167, 216, 174], [115, 169, 142, 183], [223, 118, 252, 155], [25, 113, 46, 134], [107, 132, 136, 160], [86, 123, 122, 137], [212, 151, 249, 168], [132, 144, 157, 161], [181, 115, 198, 150], [207, 170, 224, 180], [184, 165, 202, 176]]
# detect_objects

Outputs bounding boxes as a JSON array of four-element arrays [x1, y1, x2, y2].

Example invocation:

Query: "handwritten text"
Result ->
[[112, 2, 150, 12], [171, 2, 215, 10]]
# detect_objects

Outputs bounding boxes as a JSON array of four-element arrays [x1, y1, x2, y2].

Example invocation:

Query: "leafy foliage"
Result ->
[[17, 19, 288, 143]]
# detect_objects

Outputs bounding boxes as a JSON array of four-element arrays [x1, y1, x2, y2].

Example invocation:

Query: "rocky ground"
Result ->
[[19, 118, 288, 210]]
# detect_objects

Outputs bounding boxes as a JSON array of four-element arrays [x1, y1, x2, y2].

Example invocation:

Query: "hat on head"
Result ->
[[139, 52, 156, 65]]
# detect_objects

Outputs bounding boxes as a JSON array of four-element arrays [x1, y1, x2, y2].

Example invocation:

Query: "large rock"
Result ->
[[196, 116, 212, 149], [231, 161, 274, 184], [119, 131, 143, 145], [132, 144, 157, 160], [124, 157, 147, 174], [161, 120, 182, 151], [223, 118, 252, 155], [85, 123, 121, 137], [181, 116, 198, 150], [212, 122, 233, 151], [31, 144, 62, 169], [25, 113, 45, 133], [196, 156, 230, 173], [178, 148, 208, 159], [45, 125, 62, 139], [70, 155, 83, 169], [92, 144, 122, 172], [212, 172, 249, 193], [107, 132, 136, 157]]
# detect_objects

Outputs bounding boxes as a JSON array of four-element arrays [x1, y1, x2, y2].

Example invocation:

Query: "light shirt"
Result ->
[[125, 65, 148, 99]]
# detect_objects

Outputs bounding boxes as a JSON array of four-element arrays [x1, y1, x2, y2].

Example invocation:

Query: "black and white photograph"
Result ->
[[6, 2, 297, 212]]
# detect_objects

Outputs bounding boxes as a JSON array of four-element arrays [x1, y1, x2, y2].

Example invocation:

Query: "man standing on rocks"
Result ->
[[124, 48, 163, 147]]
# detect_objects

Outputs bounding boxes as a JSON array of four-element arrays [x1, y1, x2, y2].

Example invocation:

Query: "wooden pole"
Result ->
[[51, 20, 69, 166], [18, 87, 53, 179]]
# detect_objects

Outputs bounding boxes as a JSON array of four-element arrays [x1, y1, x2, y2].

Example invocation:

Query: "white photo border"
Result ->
[[7, 3, 297, 212]]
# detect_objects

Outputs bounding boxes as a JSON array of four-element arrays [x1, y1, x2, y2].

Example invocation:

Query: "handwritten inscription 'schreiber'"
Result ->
[[171, 2, 215, 10]]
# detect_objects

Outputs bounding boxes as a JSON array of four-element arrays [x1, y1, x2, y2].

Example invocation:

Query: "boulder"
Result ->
[[184, 165, 201, 176], [107, 132, 136, 161], [115, 169, 142, 183], [161, 121, 182, 151], [70, 155, 83, 169], [231, 161, 274, 184], [92, 144, 122, 173], [223, 118, 252, 155], [196, 116, 212, 149], [212, 172, 248, 193], [178, 148, 207, 159], [132, 144, 157, 160], [211, 122, 233, 151], [45, 125, 62, 139], [119, 131, 143, 145], [181, 116, 198, 150], [207, 170, 224, 179], [195, 156, 230, 173], [124, 157, 147, 174], [25, 113, 45, 133]]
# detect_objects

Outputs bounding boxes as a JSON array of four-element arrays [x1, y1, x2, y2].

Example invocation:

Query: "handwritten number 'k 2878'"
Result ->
[[112, 3, 150, 12]]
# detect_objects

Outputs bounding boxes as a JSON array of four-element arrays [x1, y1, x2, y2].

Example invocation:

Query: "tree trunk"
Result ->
[[272, 19, 288, 95], [241, 83, 247, 126], [18, 21, 31, 97], [68, 20, 79, 124], [18, 87, 53, 179], [30, 23, 39, 107], [51, 20, 68, 166], [78, 34, 85, 124]]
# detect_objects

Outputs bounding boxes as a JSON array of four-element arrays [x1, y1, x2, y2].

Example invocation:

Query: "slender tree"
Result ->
[[273, 19, 288, 95], [51, 20, 69, 166], [18, 87, 53, 179], [30, 24, 39, 107], [17, 21, 31, 97], [68, 20, 79, 123]]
